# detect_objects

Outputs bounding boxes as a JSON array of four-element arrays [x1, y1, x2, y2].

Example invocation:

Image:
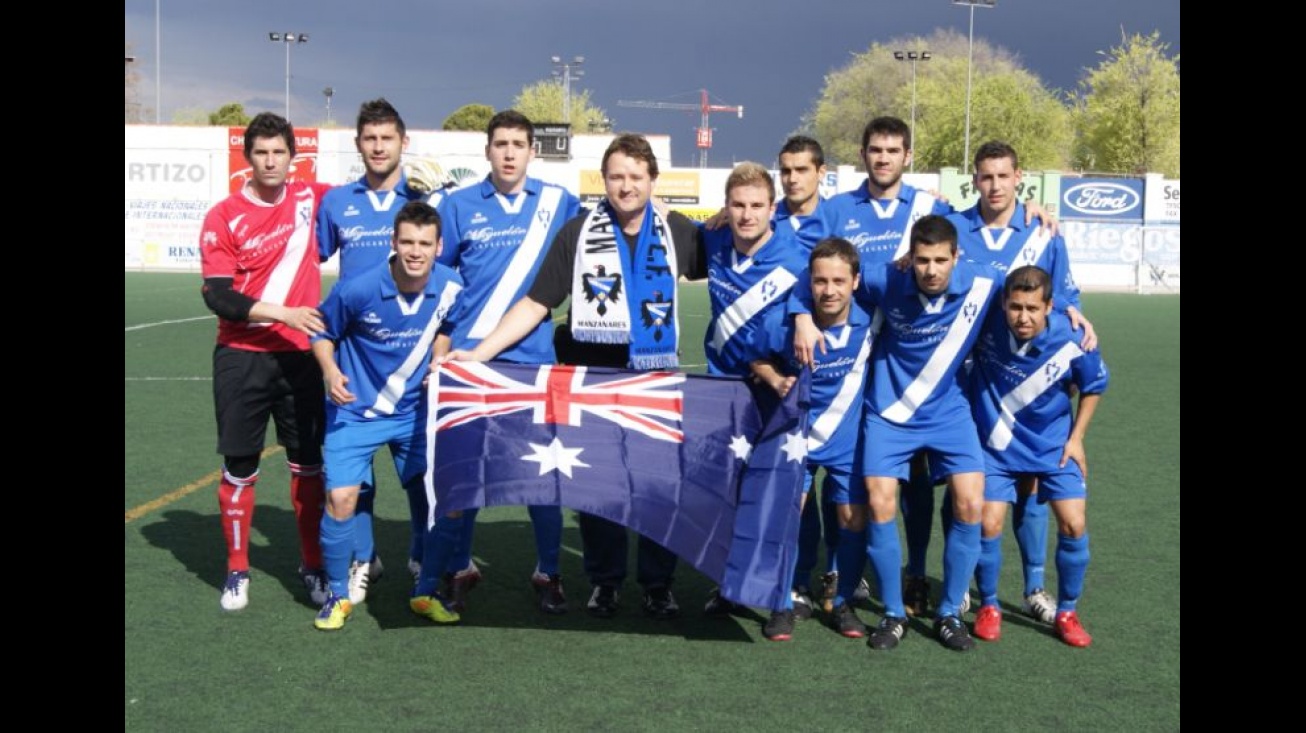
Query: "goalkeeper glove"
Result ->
[[404, 156, 451, 194]]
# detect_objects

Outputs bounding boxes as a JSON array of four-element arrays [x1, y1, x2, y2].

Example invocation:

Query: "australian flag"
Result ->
[[425, 361, 811, 610]]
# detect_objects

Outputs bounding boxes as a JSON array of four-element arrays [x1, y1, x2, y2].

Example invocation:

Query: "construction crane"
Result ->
[[617, 89, 744, 168]]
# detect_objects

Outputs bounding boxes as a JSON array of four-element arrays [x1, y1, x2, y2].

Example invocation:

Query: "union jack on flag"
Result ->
[[435, 361, 685, 443]]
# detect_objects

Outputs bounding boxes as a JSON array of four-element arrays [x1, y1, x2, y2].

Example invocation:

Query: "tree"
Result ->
[[512, 80, 610, 133], [799, 28, 1071, 171], [1072, 31, 1180, 177], [209, 103, 252, 126], [171, 107, 210, 125], [443, 103, 496, 132]]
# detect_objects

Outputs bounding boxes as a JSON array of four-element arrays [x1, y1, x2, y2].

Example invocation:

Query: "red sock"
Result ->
[[218, 469, 258, 573], [288, 462, 325, 570]]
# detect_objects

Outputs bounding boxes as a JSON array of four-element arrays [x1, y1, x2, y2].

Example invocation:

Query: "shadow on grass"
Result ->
[[137, 506, 760, 642]]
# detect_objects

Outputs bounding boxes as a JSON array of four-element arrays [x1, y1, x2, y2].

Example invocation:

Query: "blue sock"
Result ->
[[404, 479, 428, 565], [975, 535, 1003, 607], [821, 499, 840, 574], [901, 472, 933, 578], [449, 508, 480, 574], [320, 512, 354, 598], [794, 497, 821, 590], [1056, 533, 1090, 612], [867, 520, 904, 618], [416, 515, 463, 597], [939, 520, 980, 618], [1014, 492, 1048, 594], [528, 504, 562, 576], [353, 479, 376, 564], [833, 525, 867, 607]]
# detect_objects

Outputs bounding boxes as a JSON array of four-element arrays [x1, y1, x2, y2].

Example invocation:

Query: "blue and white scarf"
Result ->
[[571, 200, 679, 369]]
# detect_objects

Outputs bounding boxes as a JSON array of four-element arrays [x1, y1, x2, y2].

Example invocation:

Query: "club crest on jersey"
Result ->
[[581, 265, 623, 317], [1043, 361, 1062, 381], [536, 209, 552, 226], [1021, 245, 1038, 264], [640, 290, 674, 342], [962, 301, 979, 322]]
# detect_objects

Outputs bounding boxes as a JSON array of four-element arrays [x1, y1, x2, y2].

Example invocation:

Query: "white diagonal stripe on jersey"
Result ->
[[892, 192, 939, 260], [986, 341, 1084, 451], [808, 329, 873, 451], [368, 280, 463, 417], [259, 192, 315, 316], [468, 186, 564, 338], [1016, 228, 1052, 267], [882, 276, 994, 424], [709, 267, 799, 352]]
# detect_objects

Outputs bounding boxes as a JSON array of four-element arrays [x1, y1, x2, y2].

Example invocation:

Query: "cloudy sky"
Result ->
[[124, 0, 1179, 168]]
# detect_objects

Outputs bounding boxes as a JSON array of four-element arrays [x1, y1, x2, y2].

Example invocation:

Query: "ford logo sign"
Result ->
[[1062, 182, 1141, 216]]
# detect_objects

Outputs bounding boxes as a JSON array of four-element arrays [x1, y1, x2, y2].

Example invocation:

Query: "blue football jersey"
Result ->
[[437, 176, 581, 364], [703, 225, 810, 376], [950, 203, 1082, 312], [317, 174, 427, 279], [773, 197, 830, 252], [820, 182, 952, 267], [758, 302, 874, 471], [858, 259, 1002, 427], [314, 258, 465, 418], [968, 309, 1109, 472]]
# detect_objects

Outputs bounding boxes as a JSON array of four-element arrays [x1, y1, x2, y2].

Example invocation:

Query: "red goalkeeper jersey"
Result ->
[[200, 181, 331, 352]]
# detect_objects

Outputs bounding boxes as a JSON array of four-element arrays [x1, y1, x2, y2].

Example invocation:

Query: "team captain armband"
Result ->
[[202, 277, 257, 322]]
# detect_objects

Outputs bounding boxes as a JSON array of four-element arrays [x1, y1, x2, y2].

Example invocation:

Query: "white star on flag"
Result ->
[[781, 431, 808, 463], [521, 437, 590, 477], [729, 434, 752, 461]]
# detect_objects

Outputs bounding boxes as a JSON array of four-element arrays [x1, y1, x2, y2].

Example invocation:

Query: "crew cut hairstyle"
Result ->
[[810, 237, 860, 276], [1003, 265, 1052, 302], [487, 109, 534, 145], [780, 135, 825, 168], [861, 116, 911, 151], [908, 214, 958, 253], [974, 140, 1019, 171], [393, 200, 443, 237]]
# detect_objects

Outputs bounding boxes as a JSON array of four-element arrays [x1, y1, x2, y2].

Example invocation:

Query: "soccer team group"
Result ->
[[198, 97, 1107, 653]]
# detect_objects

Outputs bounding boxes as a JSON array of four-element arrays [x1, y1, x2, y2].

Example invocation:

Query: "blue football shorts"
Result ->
[[857, 411, 985, 480], [323, 406, 426, 490], [984, 461, 1087, 503]]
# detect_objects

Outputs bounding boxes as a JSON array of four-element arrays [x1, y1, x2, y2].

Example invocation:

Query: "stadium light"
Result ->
[[894, 51, 931, 172], [269, 32, 309, 120], [155, 0, 161, 123], [551, 55, 585, 125], [953, 0, 997, 173]]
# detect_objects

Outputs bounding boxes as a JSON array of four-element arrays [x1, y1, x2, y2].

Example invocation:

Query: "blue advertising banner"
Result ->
[[1060, 177, 1144, 221]]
